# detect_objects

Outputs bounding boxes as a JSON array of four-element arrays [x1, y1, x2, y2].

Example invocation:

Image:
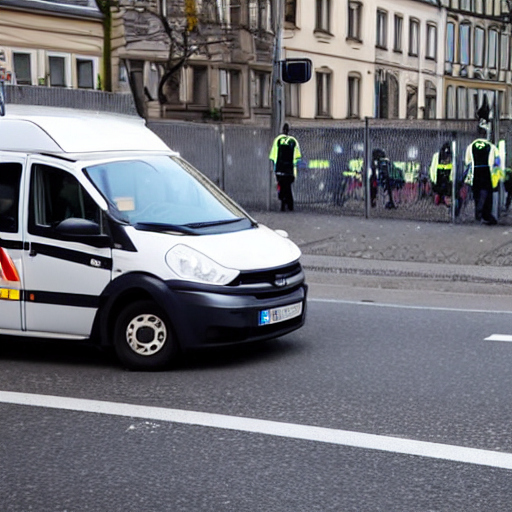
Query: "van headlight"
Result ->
[[166, 244, 239, 285]]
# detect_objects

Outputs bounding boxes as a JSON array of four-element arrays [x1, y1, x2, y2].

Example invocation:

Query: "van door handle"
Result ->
[[29, 245, 37, 257]]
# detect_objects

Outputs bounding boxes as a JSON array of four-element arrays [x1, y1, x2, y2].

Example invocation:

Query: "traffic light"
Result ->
[[281, 59, 312, 84]]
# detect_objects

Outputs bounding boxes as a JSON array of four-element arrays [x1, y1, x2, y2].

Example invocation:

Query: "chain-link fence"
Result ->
[[152, 117, 512, 226], [5, 85, 512, 225]]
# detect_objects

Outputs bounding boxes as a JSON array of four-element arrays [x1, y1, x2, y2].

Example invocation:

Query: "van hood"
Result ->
[[125, 223, 301, 273]]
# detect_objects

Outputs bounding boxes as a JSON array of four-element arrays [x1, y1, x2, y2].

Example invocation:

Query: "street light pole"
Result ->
[[271, 0, 284, 140]]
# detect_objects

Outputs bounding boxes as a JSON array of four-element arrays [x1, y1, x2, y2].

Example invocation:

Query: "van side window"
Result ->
[[0, 163, 22, 233], [29, 164, 103, 235]]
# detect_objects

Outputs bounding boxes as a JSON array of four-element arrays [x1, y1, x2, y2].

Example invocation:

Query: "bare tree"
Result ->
[[118, 0, 240, 108]]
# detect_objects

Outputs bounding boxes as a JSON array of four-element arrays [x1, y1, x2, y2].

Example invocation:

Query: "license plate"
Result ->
[[259, 302, 303, 326]]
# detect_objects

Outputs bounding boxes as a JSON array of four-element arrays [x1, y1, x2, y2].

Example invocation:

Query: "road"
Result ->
[[2, 272, 512, 511]]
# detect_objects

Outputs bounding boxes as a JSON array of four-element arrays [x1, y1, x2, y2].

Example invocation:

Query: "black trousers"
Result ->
[[473, 186, 495, 222], [277, 174, 294, 211]]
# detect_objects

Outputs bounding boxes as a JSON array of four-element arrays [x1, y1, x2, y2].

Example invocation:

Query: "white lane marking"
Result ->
[[309, 297, 512, 314], [485, 334, 512, 343], [1, 390, 512, 470]]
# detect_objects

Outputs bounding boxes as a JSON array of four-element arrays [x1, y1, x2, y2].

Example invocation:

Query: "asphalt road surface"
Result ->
[[2, 274, 512, 511]]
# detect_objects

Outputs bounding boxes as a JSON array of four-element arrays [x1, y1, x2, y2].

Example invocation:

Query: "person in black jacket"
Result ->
[[269, 123, 302, 211]]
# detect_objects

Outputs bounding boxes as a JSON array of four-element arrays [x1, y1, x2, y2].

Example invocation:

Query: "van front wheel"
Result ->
[[114, 300, 177, 370]]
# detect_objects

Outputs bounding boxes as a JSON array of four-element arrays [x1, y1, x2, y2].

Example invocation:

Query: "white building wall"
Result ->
[[283, 0, 446, 121], [283, 0, 375, 120]]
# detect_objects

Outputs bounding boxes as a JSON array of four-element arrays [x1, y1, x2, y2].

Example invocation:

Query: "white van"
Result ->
[[0, 105, 307, 370]]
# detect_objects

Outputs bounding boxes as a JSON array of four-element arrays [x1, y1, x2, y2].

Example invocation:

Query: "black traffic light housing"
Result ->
[[281, 58, 312, 84]]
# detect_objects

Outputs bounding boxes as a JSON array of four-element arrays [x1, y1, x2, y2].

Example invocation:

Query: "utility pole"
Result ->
[[271, 0, 284, 140]]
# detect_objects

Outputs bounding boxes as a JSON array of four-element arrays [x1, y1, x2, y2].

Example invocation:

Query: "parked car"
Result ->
[[0, 105, 307, 370]]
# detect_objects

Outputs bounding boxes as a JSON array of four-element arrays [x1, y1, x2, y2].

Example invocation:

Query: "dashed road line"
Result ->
[[485, 334, 512, 343]]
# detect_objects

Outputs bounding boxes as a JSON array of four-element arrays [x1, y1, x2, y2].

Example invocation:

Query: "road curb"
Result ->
[[301, 254, 512, 285]]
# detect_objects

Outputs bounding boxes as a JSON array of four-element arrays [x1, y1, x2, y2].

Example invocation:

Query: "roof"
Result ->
[[0, 105, 172, 154]]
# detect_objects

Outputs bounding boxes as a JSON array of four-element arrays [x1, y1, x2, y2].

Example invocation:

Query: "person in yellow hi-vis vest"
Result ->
[[269, 123, 302, 212], [430, 142, 454, 207], [465, 133, 502, 225]]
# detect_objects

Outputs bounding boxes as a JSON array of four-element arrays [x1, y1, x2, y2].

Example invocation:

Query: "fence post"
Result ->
[[451, 139, 457, 223], [364, 117, 371, 219], [219, 125, 226, 191]]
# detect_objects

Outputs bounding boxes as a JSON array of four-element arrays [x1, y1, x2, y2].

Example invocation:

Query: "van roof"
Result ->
[[0, 105, 173, 155]]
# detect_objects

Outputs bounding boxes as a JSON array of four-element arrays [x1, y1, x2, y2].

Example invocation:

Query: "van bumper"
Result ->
[[163, 283, 308, 349]]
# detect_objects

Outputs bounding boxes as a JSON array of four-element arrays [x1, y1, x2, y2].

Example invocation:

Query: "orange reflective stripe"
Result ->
[[0, 248, 20, 282]]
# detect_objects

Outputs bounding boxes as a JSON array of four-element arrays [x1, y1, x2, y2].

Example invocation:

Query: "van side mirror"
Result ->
[[54, 218, 101, 236]]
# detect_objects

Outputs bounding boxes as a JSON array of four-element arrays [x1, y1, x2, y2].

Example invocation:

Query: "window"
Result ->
[[77, 59, 94, 89], [230, 0, 241, 25], [285, 82, 300, 117], [348, 2, 362, 41], [347, 74, 360, 118], [409, 19, 419, 57], [426, 23, 437, 60], [198, 0, 219, 23], [475, 0, 484, 13], [252, 70, 271, 108], [285, 0, 297, 25], [500, 33, 509, 70], [166, 68, 182, 105], [468, 88, 478, 118], [474, 27, 485, 67], [446, 22, 455, 63], [424, 80, 436, 120], [316, 70, 331, 117], [49, 56, 67, 87], [459, 23, 471, 66], [220, 69, 241, 107], [376, 72, 399, 118], [394, 15, 403, 52], [446, 85, 456, 119], [316, 0, 331, 33], [486, 0, 497, 15], [488, 28, 499, 69], [145, 62, 161, 101], [460, 0, 471, 10], [29, 165, 102, 237], [457, 87, 467, 118], [192, 66, 208, 105], [376, 10, 387, 49], [249, 0, 271, 31], [406, 85, 418, 119], [0, 163, 22, 233], [12, 53, 32, 85]]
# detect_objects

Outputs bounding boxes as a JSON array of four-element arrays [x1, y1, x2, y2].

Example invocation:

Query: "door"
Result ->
[[0, 157, 24, 332], [22, 159, 112, 337]]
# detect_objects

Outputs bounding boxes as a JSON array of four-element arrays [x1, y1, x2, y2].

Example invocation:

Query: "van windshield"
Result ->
[[84, 156, 253, 234]]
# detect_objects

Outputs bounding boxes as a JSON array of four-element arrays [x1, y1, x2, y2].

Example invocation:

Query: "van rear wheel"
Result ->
[[114, 300, 177, 370]]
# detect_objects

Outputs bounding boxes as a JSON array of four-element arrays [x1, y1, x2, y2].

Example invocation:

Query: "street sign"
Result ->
[[281, 58, 312, 84]]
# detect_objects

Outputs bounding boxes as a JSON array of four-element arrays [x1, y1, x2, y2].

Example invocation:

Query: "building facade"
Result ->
[[283, 0, 511, 121], [441, 0, 511, 120], [0, 0, 103, 90], [111, 0, 276, 122], [1, 0, 511, 123]]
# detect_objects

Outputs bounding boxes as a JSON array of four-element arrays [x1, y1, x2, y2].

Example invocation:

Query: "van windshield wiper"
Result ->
[[185, 218, 247, 229], [133, 222, 198, 235]]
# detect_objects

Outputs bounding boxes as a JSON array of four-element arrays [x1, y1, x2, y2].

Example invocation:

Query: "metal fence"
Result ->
[[152, 118, 512, 225], [6, 85, 512, 225], [5, 84, 138, 116]]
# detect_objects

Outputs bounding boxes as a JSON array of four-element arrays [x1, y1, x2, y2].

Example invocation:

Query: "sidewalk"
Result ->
[[248, 209, 512, 288]]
